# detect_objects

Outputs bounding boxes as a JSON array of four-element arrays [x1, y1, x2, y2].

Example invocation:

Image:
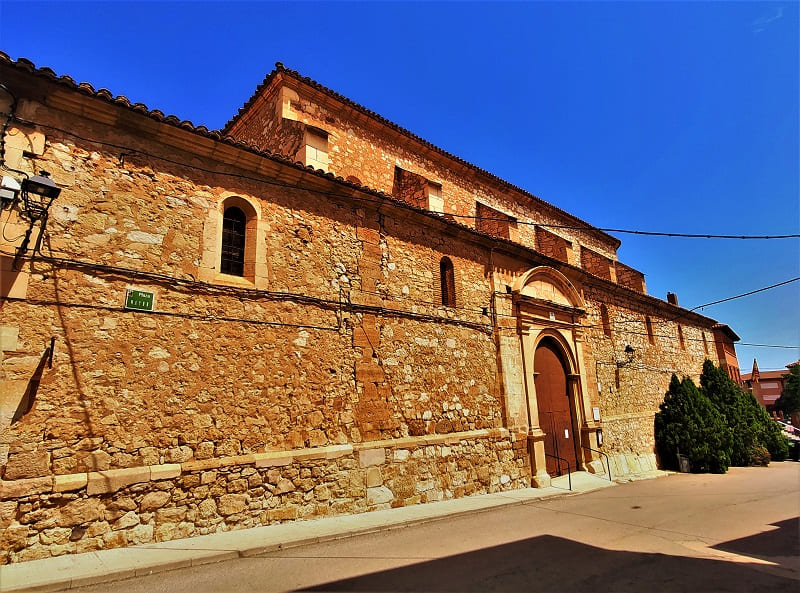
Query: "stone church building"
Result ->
[[0, 55, 740, 562]]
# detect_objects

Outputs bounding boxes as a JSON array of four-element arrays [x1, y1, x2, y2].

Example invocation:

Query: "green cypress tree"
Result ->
[[655, 374, 731, 473], [700, 360, 789, 465]]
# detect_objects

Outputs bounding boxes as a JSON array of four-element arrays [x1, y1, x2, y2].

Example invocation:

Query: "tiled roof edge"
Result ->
[[712, 323, 741, 342], [222, 62, 622, 250]]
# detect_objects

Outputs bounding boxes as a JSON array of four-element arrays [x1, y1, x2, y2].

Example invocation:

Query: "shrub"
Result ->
[[747, 444, 771, 467], [655, 374, 731, 473], [700, 360, 789, 465]]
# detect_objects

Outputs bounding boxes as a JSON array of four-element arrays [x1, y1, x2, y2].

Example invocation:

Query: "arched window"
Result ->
[[440, 257, 456, 307], [221, 206, 247, 276], [645, 316, 655, 345], [600, 304, 612, 337], [677, 324, 686, 350]]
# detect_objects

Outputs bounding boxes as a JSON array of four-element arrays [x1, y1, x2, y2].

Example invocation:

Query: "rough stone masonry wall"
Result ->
[[0, 432, 527, 563], [580, 284, 719, 473], [226, 83, 620, 261], [0, 101, 525, 562]]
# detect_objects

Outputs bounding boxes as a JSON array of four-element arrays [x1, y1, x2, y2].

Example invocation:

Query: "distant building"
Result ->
[[742, 359, 797, 414]]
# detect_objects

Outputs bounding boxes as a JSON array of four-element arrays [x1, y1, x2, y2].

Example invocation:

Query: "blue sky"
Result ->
[[1, 1, 798, 370]]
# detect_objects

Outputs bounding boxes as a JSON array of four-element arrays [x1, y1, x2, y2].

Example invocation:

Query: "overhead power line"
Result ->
[[9, 116, 800, 241], [737, 343, 799, 350], [688, 277, 800, 311]]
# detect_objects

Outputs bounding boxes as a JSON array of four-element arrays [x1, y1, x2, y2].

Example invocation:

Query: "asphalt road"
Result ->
[[72, 463, 799, 593]]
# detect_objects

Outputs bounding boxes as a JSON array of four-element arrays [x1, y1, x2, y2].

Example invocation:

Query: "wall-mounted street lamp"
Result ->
[[12, 170, 62, 270], [21, 170, 60, 214], [616, 344, 636, 369]]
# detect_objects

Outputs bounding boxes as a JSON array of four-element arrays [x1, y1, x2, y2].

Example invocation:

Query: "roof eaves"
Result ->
[[712, 323, 742, 342]]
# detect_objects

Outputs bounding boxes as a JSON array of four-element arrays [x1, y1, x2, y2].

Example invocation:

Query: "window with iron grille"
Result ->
[[221, 206, 246, 276]]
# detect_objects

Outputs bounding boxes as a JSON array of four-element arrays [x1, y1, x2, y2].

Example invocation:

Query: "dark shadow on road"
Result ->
[[713, 516, 800, 562], [299, 534, 797, 592]]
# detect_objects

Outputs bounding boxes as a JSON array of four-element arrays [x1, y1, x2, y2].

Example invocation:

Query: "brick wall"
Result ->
[[475, 202, 515, 240], [535, 227, 571, 264], [615, 262, 646, 293], [580, 247, 613, 281]]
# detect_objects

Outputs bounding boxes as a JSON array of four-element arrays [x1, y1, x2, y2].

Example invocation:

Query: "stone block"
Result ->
[[1, 524, 29, 551], [0, 325, 19, 351], [113, 510, 140, 530], [0, 476, 53, 499], [358, 448, 385, 467], [155, 523, 176, 542], [218, 494, 248, 516], [314, 484, 331, 501], [197, 498, 217, 518], [86, 521, 110, 537], [140, 490, 171, 511], [57, 498, 103, 527], [366, 486, 393, 505], [138, 447, 160, 466], [275, 478, 295, 494], [182, 458, 220, 472], [86, 467, 150, 495], [165, 446, 194, 463], [54, 473, 88, 492], [126, 523, 154, 545], [366, 467, 382, 487], [39, 527, 72, 545], [219, 453, 256, 467], [266, 506, 298, 521], [254, 452, 293, 468], [293, 444, 352, 461], [86, 450, 112, 471], [3, 449, 50, 480], [103, 530, 127, 548], [155, 506, 187, 524], [150, 463, 181, 481], [0, 500, 17, 528]]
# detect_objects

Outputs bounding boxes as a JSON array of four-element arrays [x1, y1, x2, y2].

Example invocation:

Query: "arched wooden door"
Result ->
[[534, 339, 578, 476]]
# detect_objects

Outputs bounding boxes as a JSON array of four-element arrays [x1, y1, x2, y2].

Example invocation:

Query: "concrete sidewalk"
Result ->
[[0, 471, 662, 593]]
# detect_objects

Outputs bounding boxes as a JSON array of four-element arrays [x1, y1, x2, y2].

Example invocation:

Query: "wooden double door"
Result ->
[[534, 339, 578, 476]]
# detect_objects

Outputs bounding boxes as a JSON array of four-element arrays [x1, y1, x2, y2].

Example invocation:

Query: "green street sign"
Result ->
[[125, 289, 154, 312]]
